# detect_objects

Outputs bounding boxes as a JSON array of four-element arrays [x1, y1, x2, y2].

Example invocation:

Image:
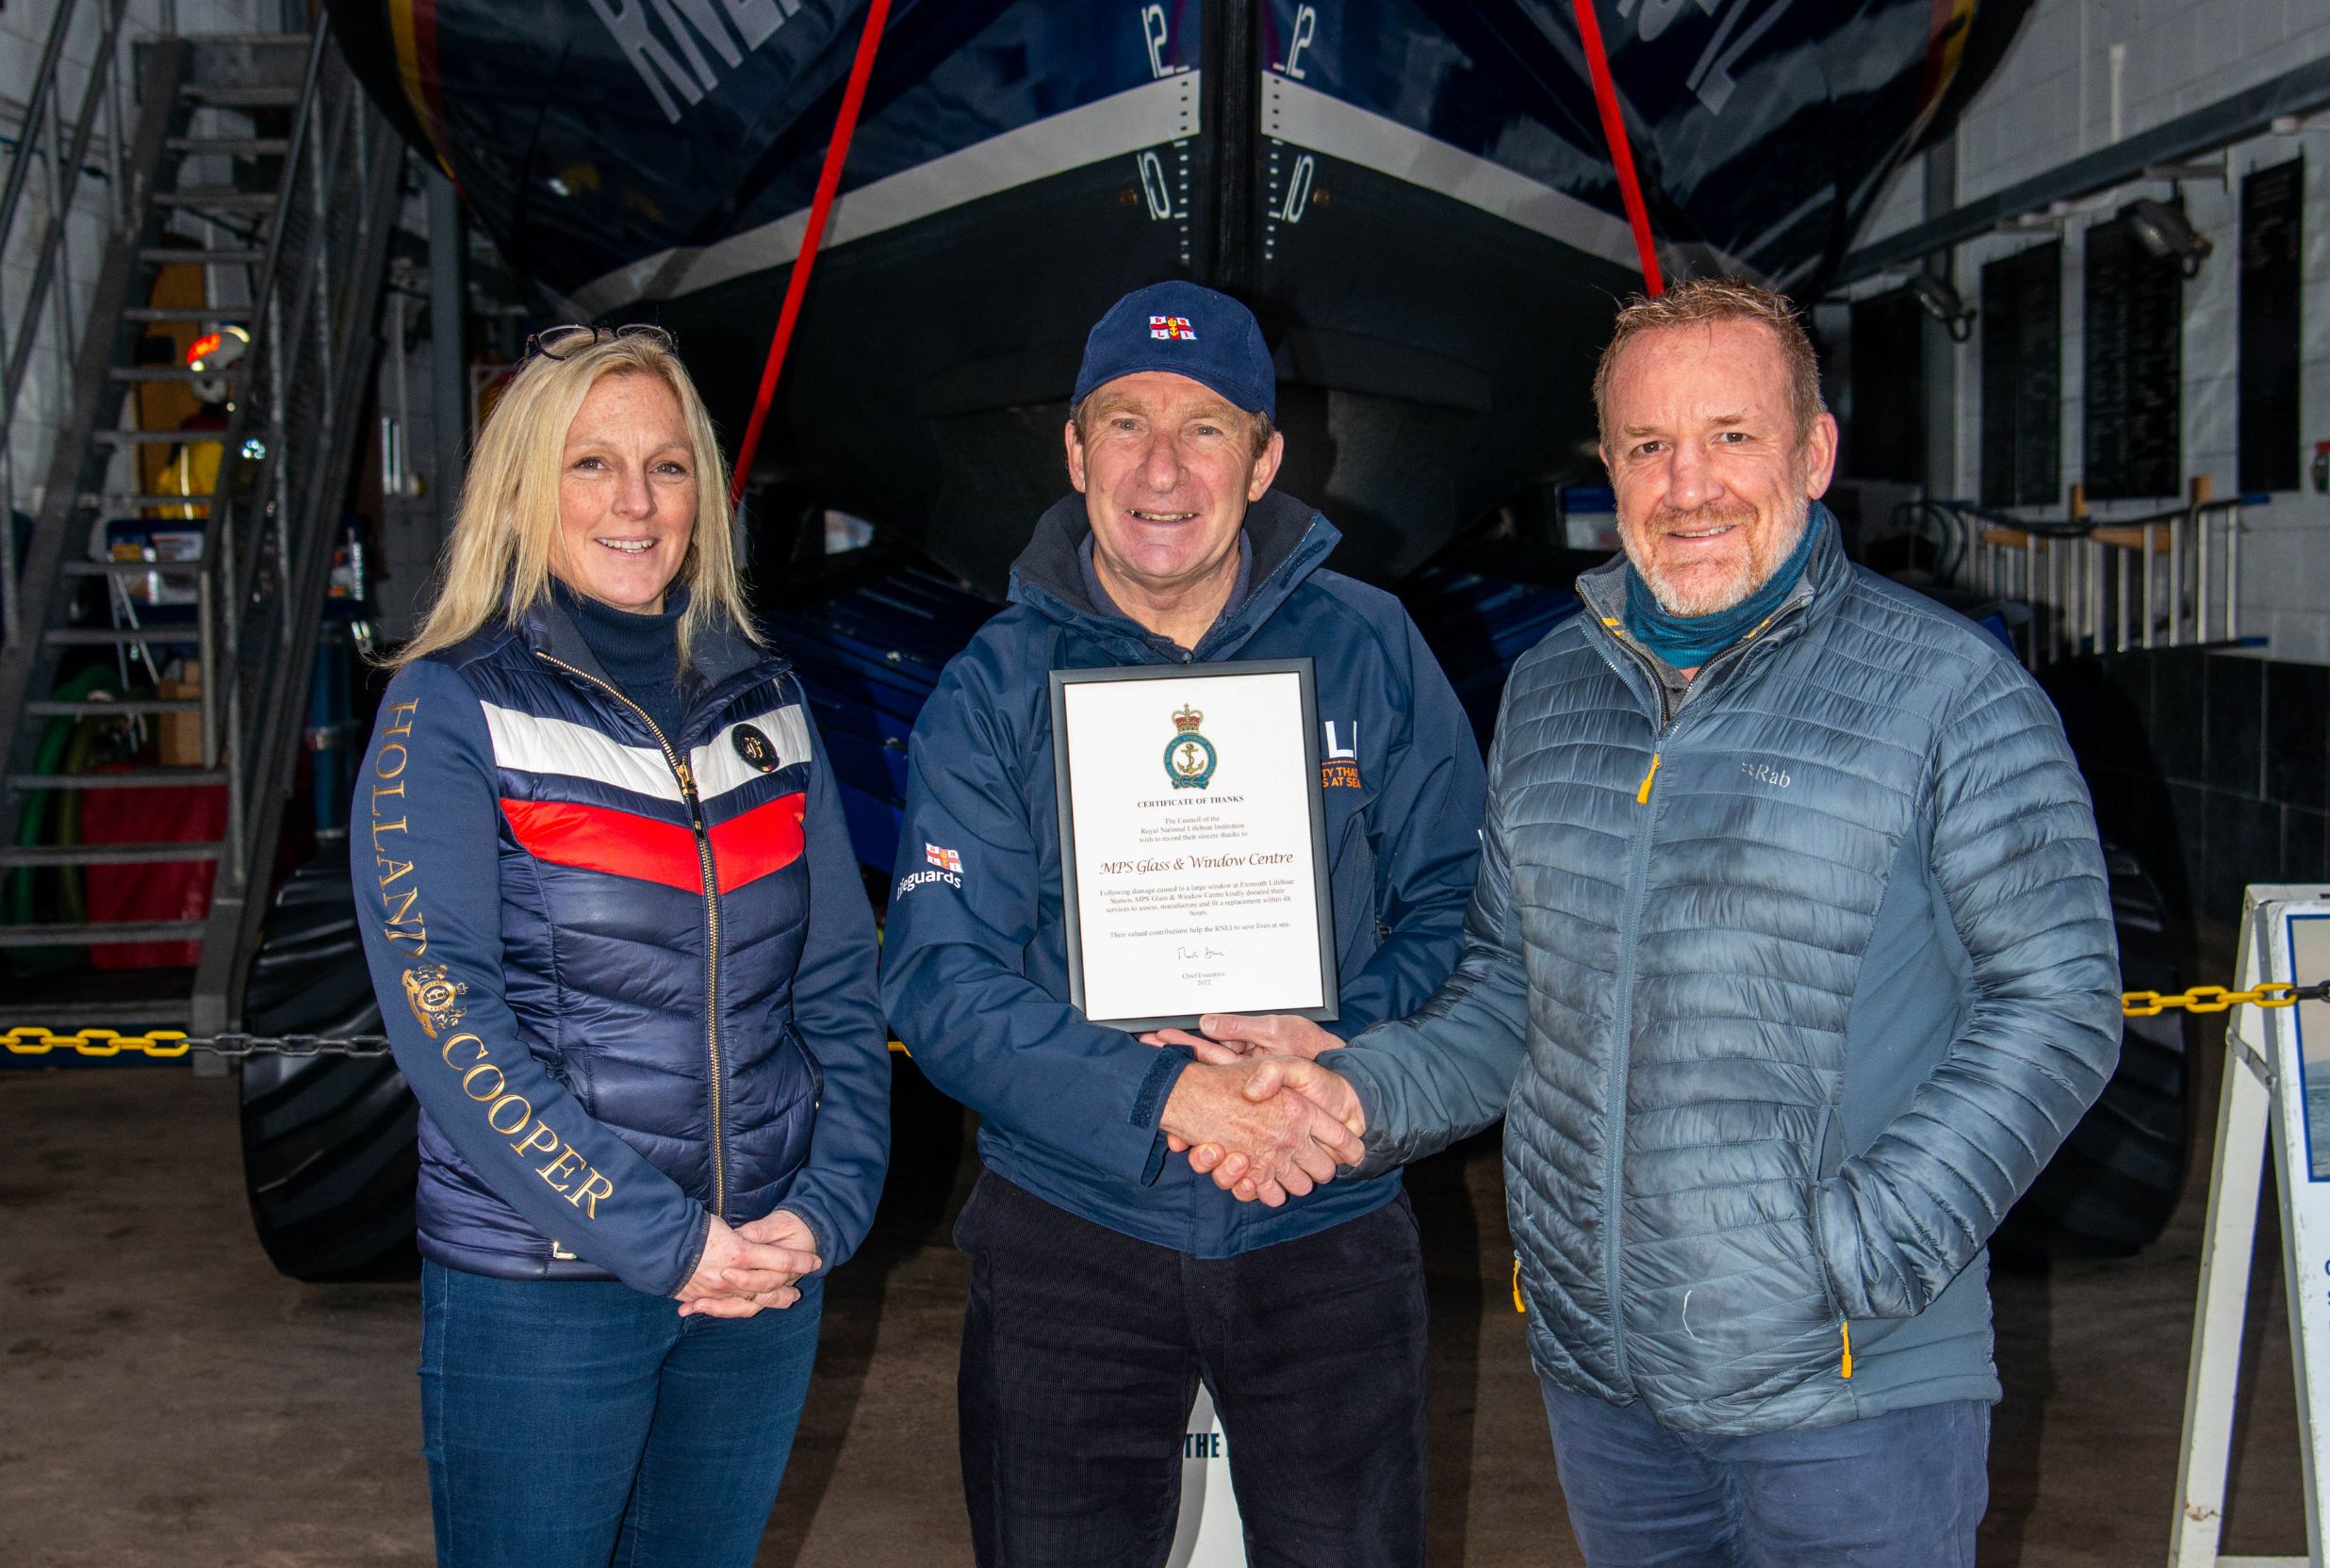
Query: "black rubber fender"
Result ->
[[238, 849, 420, 1282]]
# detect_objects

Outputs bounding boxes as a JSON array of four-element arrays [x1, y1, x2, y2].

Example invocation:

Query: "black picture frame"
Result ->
[[1048, 657, 1338, 1033]]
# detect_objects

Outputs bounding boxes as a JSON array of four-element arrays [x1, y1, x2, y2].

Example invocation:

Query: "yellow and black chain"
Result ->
[[2121, 980, 2330, 1018], [4, 1026, 911, 1059], [4, 1027, 390, 1060], [7, 980, 2326, 1060]]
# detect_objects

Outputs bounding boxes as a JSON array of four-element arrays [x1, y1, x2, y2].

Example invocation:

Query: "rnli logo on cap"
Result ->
[[1148, 315, 1196, 340], [731, 724, 779, 772]]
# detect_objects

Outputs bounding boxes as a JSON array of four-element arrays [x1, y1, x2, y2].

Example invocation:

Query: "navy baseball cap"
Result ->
[[1071, 281, 1275, 419]]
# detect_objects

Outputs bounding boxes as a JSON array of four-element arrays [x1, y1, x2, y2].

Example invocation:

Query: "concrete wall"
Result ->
[[1, 0, 285, 529], [1846, 0, 2330, 664]]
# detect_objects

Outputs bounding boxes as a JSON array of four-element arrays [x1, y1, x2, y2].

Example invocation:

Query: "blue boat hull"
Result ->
[[330, 0, 2028, 588]]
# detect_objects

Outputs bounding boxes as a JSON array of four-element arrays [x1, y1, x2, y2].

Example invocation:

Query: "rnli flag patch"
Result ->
[[1148, 315, 1196, 340], [926, 843, 963, 874]]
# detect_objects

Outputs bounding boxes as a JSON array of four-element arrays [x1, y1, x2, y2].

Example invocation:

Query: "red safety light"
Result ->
[[187, 331, 223, 369]]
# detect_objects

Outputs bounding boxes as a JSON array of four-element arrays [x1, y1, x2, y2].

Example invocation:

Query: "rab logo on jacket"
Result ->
[[1321, 720, 1363, 789]]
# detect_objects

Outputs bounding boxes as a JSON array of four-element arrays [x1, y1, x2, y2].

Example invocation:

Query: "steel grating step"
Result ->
[[77, 493, 216, 509], [123, 307, 244, 323], [0, 921, 205, 948], [180, 84, 301, 106], [5, 768, 225, 791], [154, 188, 278, 212], [107, 367, 242, 384], [42, 629, 204, 646], [0, 842, 223, 868], [139, 247, 263, 266], [62, 560, 203, 577], [167, 136, 289, 156], [26, 698, 200, 717], [92, 430, 215, 446]]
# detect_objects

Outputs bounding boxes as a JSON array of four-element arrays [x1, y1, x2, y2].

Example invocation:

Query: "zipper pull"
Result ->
[[1635, 752, 1662, 805], [1512, 1255, 1526, 1315], [675, 760, 697, 797], [1840, 1320, 1853, 1380]]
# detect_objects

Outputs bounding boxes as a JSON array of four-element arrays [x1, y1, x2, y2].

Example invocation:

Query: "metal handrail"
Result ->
[[0, 0, 137, 645], [185, 22, 402, 1033], [189, 25, 331, 886], [1942, 492, 2271, 668], [1923, 494, 2263, 538]]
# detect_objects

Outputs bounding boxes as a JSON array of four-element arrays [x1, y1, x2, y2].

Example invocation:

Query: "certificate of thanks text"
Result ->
[[1056, 666, 1330, 1026]]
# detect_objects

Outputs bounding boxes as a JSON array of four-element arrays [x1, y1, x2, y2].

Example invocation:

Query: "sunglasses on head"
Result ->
[[522, 322, 676, 361]]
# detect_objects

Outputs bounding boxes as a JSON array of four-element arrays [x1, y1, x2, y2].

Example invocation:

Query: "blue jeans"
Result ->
[[1540, 1380, 1989, 1567], [418, 1260, 823, 1568]]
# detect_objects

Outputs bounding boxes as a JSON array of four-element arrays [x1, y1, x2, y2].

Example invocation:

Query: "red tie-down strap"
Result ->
[[729, 0, 896, 507], [1570, 0, 1664, 295]]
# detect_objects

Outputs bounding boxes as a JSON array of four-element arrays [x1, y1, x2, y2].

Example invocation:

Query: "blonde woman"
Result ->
[[352, 326, 889, 1566]]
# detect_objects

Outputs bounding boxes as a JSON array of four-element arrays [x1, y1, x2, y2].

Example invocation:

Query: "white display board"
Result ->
[[1168, 1385, 1248, 1567], [2171, 885, 2330, 1568]]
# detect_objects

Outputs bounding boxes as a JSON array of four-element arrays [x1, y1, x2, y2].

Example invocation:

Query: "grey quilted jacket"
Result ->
[[1331, 510, 2120, 1434]]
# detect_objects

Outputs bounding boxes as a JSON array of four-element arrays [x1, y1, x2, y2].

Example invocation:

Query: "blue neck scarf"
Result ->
[[1623, 512, 1821, 670]]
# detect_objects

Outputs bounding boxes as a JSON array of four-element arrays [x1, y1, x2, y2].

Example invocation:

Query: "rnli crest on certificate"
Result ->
[[402, 963, 468, 1038], [1165, 704, 1217, 789]]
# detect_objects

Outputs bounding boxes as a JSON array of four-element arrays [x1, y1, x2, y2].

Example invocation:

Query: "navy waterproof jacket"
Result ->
[[1329, 511, 2121, 1432], [880, 490, 1485, 1256], [352, 591, 891, 1298]]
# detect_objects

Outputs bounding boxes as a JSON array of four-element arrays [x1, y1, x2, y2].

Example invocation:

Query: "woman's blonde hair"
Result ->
[[391, 331, 759, 668]]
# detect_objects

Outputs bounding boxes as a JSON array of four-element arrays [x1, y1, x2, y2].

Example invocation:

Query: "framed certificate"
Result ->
[[1050, 659, 1338, 1032]]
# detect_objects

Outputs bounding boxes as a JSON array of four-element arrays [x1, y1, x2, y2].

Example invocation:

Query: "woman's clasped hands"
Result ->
[[675, 1209, 822, 1318]]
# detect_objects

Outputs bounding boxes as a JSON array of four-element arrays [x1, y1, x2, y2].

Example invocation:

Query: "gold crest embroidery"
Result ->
[[402, 964, 468, 1038]]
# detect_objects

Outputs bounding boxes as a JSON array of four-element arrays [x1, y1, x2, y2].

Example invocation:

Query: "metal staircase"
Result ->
[[0, 8, 402, 1033]]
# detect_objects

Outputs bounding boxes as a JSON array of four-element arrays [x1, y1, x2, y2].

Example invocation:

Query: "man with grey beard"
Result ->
[[1156, 278, 2121, 1565]]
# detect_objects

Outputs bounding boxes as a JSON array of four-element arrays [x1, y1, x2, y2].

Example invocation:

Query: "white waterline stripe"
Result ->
[[574, 73, 1204, 314]]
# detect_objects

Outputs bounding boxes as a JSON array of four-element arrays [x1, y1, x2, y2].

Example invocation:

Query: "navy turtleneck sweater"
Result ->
[[553, 579, 693, 741]]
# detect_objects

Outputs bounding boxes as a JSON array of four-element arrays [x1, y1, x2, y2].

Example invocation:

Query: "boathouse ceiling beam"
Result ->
[[1834, 54, 2330, 289]]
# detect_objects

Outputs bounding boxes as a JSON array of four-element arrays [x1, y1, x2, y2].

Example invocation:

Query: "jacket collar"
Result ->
[[512, 582, 787, 736], [1008, 488, 1339, 662]]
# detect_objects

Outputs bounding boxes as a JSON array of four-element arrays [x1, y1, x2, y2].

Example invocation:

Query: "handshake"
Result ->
[[1143, 1014, 1367, 1206]]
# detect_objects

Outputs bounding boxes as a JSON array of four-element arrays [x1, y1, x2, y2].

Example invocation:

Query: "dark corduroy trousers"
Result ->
[[955, 1168, 1428, 1568]]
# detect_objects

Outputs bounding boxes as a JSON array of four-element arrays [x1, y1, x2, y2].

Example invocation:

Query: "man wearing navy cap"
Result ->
[[883, 281, 1486, 1564]]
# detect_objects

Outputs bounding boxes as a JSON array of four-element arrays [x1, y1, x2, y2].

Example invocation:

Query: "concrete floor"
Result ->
[[0, 1049, 2311, 1567]]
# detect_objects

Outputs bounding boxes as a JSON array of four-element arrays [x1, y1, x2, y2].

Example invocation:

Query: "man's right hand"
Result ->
[[1193, 1058, 1370, 1205], [1159, 1060, 1367, 1208], [674, 1214, 824, 1318], [1142, 1013, 1346, 1155]]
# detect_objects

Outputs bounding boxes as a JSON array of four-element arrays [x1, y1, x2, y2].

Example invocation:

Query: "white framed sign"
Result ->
[[2171, 885, 2330, 1567]]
